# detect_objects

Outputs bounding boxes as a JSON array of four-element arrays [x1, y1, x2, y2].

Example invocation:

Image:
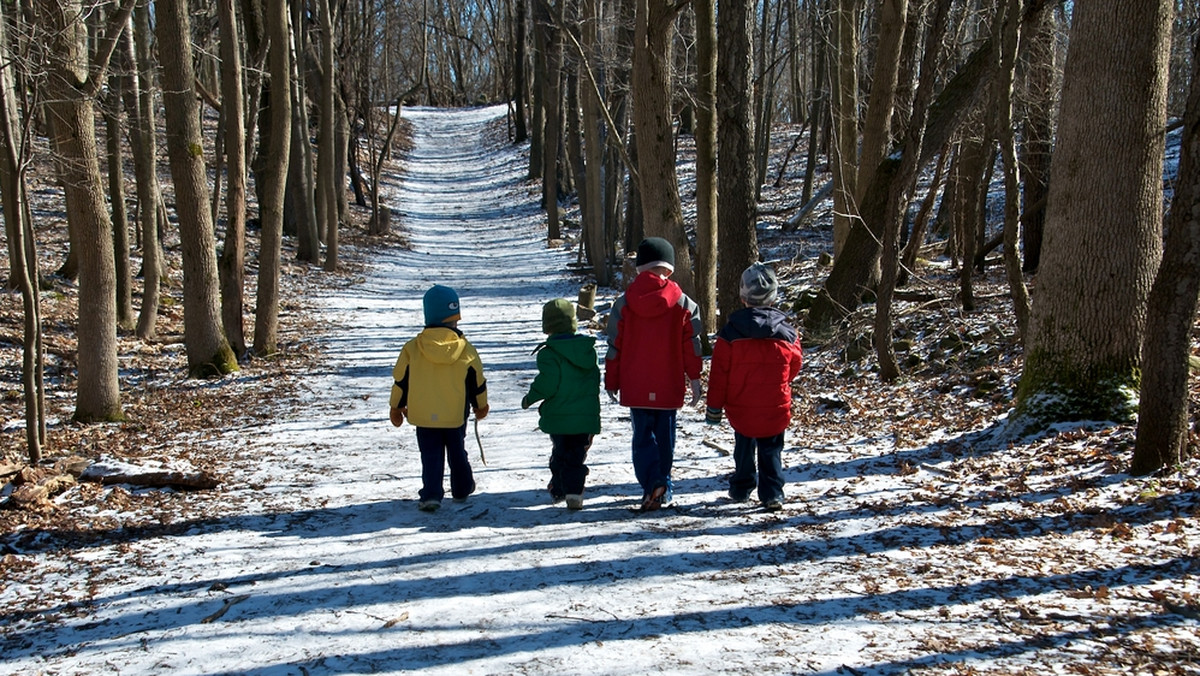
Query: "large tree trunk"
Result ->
[[38, 0, 132, 422], [1015, 0, 1171, 426], [254, 0, 292, 357], [288, 0, 320, 262], [218, 0, 249, 358], [1133, 32, 1200, 475], [716, 0, 757, 326], [631, 0, 693, 295], [855, 0, 907, 207], [693, 0, 717, 334], [157, 0, 238, 378]]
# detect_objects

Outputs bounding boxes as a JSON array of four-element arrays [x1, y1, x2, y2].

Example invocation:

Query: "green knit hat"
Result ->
[[542, 298, 577, 335]]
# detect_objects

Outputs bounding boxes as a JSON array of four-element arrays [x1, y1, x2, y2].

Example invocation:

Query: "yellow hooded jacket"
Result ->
[[390, 326, 488, 428]]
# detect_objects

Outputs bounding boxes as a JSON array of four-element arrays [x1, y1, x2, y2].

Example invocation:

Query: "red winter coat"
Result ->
[[604, 271, 703, 409], [706, 306, 803, 438]]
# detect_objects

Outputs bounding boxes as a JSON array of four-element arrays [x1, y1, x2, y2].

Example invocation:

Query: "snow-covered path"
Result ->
[[5, 105, 1198, 676]]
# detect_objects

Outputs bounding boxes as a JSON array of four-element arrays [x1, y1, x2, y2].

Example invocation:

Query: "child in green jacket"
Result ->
[[521, 298, 601, 509]]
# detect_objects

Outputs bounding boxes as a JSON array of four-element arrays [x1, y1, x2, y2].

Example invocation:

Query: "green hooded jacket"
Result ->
[[522, 333, 601, 435]]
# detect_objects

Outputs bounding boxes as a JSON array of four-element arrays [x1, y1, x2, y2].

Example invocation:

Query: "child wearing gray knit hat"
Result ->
[[740, 262, 778, 306]]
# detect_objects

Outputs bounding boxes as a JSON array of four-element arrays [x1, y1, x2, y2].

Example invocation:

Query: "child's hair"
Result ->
[[740, 262, 778, 306]]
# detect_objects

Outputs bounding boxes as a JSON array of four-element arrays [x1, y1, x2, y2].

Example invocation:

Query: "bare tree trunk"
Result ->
[[717, 0, 758, 325], [0, 0, 44, 462], [994, 0, 1031, 342], [254, 0, 292, 357], [38, 0, 134, 422], [289, 0, 320, 261], [158, 0, 238, 378], [103, 75, 134, 332], [856, 0, 907, 207], [1133, 32, 1200, 475], [579, 0, 609, 285], [1018, 5, 1055, 273], [538, 0, 563, 241], [632, 0, 694, 295], [694, 0, 718, 334], [131, 2, 162, 341], [318, 0, 339, 271], [513, 0, 529, 143], [218, 0, 249, 358], [1016, 0, 1171, 425], [829, 0, 859, 258]]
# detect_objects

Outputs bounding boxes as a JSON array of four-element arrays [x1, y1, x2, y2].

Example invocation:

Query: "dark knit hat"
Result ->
[[423, 284, 461, 325], [740, 262, 778, 306], [542, 298, 577, 335], [635, 237, 675, 273]]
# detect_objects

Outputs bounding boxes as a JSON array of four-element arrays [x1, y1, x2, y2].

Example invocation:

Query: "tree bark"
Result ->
[[218, 0, 249, 358], [254, 0, 292, 357], [37, 0, 134, 422], [1015, 0, 1171, 426], [1133, 31, 1200, 474], [716, 0, 758, 325], [631, 0, 694, 295], [693, 0, 717, 334], [157, 0, 238, 378], [829, 0, 859, 258], [318, 0, 339, 271], [127, 5, 163, 341]]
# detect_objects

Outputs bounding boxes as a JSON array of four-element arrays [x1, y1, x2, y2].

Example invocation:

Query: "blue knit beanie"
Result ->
[[423, 284, 461, 326]]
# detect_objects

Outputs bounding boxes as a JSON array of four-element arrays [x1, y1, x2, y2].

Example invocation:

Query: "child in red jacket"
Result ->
[[705, 262, 803, 512], [605, 237, 704, 512]]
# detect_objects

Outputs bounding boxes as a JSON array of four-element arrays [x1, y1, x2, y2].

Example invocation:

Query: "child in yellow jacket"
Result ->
[[390, 285, 489, 511]]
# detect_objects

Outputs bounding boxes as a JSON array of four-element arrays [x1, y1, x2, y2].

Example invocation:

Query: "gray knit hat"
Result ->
[[740, 262, 778, 306]]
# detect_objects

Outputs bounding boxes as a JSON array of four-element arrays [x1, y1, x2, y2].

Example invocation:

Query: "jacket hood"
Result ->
[[720, 306, 797, 343], [416, 326, 468, 364], [543, 334, 598, 369], [624, 271, 682, 318]]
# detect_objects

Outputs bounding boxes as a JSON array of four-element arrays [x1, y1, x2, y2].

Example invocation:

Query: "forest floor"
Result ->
[[0, 105, 1198, 674]]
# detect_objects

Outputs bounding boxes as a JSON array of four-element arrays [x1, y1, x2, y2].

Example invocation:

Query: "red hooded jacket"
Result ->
[[604, 271, 703, 409], [706, 305, 803, 438]]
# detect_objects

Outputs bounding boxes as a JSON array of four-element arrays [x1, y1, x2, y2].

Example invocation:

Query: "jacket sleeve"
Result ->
[[465, 344, 488, 412], [603, 298, 625, 392], [788, 338, 804, 381], [524, 346, 559, 408], [389, 345, 411, 408], [706, 338, 730, 412], [679, 294, 704, 381]]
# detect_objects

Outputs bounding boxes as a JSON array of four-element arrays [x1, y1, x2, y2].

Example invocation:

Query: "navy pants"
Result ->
[[547, 433, 592, 497], [729, 431, 785, 503], [630, 408, 676, 501], [415, 424, 475, 502]]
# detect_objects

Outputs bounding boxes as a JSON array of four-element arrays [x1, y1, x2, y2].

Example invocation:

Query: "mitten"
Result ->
[[705, 407, 723, 425]]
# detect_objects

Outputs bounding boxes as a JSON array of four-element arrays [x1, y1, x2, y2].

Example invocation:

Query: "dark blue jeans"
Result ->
[[729, 431, 785, 503], [415, 425, 475, 502], [548, 433, 592, 497], [630, 408, 676, 501]]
